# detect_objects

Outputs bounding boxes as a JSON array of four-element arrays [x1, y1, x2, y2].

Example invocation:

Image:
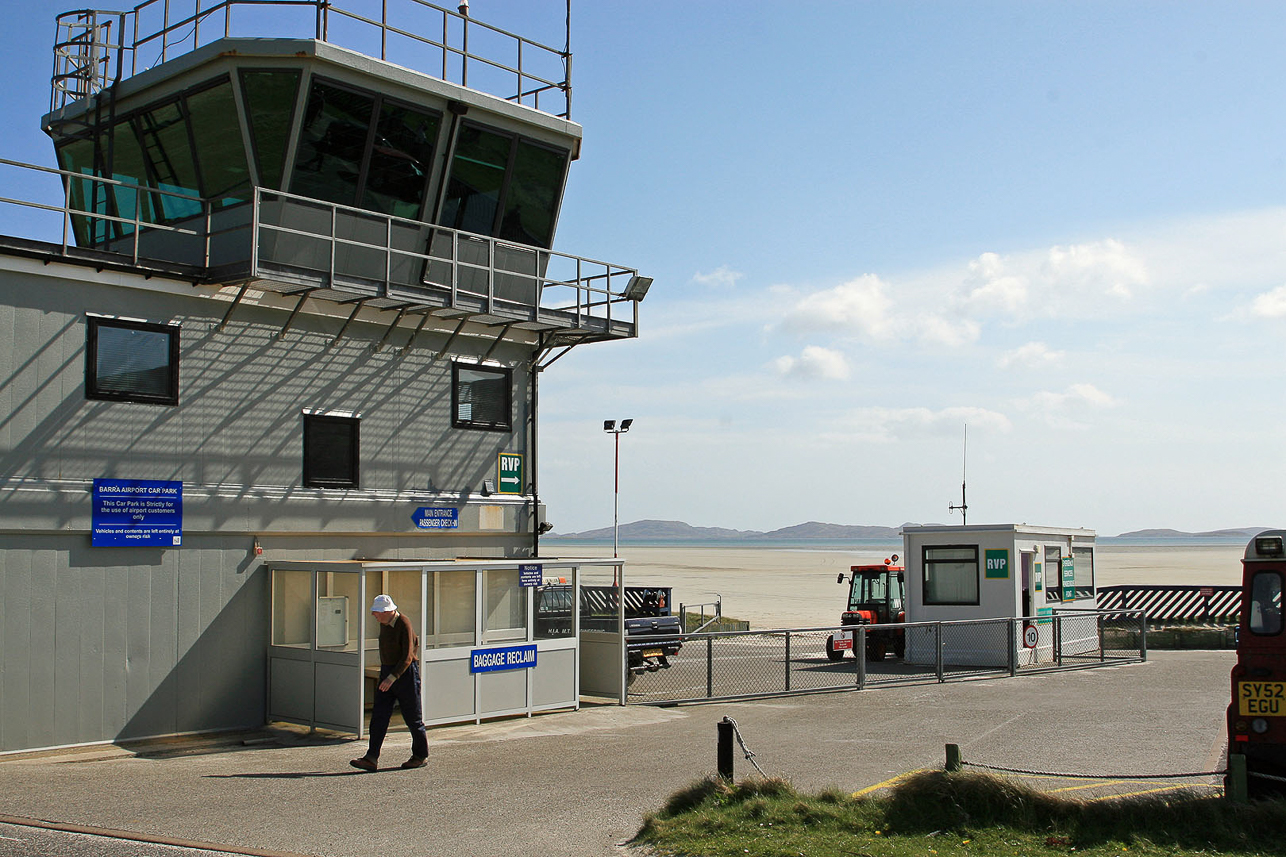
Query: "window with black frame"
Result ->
[[1045, 546, 1063, 603], [923, 545, 979, 605], [303, 413, 360, 489], [452, 363, 511, 431], [1250, 571, 1283, 636], [1072, 546, 1095, 600], [85, 317, 180, 405]]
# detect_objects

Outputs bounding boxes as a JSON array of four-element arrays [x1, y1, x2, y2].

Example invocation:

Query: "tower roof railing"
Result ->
[[52, 0, 572, 118]]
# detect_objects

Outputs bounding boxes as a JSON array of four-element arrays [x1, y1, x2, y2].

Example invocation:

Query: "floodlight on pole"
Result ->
[[604, 418, 632, 561]]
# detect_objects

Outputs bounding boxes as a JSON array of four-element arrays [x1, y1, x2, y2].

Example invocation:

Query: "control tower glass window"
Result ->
[[441, 125, 510, 235], [239, 69, 302, 191], [363, 102, 440, 219], [292, 81, 375, 207], [186, 81, 252, 207], [441, 124, 568, 248], [291, 79, 440, 219], [57, 127, 155, 244], [500, 140, 567, 247]]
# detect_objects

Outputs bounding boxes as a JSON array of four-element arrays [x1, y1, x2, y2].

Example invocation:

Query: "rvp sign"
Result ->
[[984, 549, 1009, 579]]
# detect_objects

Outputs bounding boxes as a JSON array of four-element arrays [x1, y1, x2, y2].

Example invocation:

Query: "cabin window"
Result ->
[[1044, 546, 1063, 602], [1250, 572, 1283, 636], [922, 545, 979, 606], [1071, 546, 1095, 599], [85, 317, 180, 405], [303, 413, 360, 489], [240, 69, 302, 191], [452, 364, 512, 431]]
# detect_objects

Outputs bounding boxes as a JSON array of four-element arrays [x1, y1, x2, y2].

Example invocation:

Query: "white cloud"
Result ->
[[1020, 383, 1119, 429], [823, 406, 1011, 443], [777, 274, 896, 338], [691, 265, 743, 289], [1251, 284, 1286, 318], [772, 346, 851, 380], [915, 314, 980, 347], [997, 341, 1064, 370], [961, 238, 1150, 320]]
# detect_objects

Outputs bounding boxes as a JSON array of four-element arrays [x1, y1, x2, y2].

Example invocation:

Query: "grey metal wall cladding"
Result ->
[[0, 533, 269, 753], [0, 268, 531, 505]]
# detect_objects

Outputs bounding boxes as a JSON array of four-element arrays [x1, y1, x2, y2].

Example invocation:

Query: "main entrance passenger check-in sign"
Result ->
[[412, 507, 459, 529], [92, 479, 183, 547]]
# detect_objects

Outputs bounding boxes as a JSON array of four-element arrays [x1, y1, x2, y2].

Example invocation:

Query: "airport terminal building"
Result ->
[[0, 1, 647, 753]]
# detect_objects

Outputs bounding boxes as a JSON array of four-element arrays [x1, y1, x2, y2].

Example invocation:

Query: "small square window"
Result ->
[[86, 317, 180, 405], [453, 364, 512, 431], [303, 414, 360, 489]]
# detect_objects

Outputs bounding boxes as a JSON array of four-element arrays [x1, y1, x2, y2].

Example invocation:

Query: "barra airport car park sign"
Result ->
[[470, 644, 538, 673], [92, 479, 182, 547]]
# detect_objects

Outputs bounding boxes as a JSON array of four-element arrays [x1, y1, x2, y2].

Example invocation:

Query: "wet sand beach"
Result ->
[[556, 543, 1246, 629]]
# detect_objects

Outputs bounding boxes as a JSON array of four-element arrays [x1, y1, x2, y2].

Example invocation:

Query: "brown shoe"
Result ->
[[400, 756, 427, 769], [349, 756, 378, 772]]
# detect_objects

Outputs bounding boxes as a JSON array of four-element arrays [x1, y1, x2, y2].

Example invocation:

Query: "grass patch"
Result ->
[[635, 771, 1286, 857]]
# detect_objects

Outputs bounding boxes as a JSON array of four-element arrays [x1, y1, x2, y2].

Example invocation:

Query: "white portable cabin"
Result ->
[[900, 524, 1098, 667]]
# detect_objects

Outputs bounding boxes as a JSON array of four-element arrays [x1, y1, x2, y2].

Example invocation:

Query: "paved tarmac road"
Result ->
[[0, 651, 1233, 857]]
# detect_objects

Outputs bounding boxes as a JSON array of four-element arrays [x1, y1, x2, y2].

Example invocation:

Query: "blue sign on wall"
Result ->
[[519, 564, 542, 587], [92, 479, 183, 547], [470, 644, 538, 673], [412, 507, 459, 529]]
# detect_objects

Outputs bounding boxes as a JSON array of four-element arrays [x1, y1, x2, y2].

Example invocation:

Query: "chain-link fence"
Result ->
[[626, 610, 1146, 705]]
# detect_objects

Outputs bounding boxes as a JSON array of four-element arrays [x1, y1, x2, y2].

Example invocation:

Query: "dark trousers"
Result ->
[[366, 661, 428, 761]]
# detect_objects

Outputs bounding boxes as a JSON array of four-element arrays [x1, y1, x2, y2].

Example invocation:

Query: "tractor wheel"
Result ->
[[867, 639, 887, 662], [824, 635, 844, 661]]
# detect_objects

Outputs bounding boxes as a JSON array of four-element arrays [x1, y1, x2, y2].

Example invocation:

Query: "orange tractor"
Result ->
[[825, 557, 906, 662]]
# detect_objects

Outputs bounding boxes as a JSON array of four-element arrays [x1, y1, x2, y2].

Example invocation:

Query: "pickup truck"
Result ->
[[535, 584, 683, 678]]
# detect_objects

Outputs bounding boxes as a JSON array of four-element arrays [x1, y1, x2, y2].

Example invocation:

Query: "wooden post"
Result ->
[[718, 718, 734, 780], [946, 743, 962, 772]]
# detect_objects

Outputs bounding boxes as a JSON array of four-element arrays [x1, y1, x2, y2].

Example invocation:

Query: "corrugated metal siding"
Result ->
[[0, 260, 539, 751]]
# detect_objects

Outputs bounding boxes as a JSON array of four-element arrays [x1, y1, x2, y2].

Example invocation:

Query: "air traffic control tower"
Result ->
[[0, 2, 649, 751]]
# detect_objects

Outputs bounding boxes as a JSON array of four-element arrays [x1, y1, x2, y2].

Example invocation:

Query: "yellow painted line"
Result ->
[[1050, 779, 1128, 793], [1088, 783, 1202, 802], [852, 769, 929, 797]]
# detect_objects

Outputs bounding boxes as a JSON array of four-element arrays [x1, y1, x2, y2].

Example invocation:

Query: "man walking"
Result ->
[[350, 594, 429, 771]]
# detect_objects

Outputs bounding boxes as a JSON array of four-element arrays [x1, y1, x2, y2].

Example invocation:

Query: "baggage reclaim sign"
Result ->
[[470, 644, 537, 673]]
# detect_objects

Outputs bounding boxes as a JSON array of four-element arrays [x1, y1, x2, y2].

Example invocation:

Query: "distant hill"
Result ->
[[548, 520, 1279, 542], [547, 519, 902, 541], [1112, 527, 1275, 539]]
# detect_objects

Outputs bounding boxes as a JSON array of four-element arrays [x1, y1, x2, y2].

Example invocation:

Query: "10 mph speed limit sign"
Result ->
[[1023, 625, 1039, 648]]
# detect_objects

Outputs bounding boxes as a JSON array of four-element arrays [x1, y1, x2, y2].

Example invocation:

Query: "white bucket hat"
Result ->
[[370, 594, 397, 612]]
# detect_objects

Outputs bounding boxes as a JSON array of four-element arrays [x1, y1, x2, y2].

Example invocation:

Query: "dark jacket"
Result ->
[[379, 612, 418, 679]]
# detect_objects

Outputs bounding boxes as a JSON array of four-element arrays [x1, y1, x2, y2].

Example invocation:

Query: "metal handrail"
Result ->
[[251, 186, 639, 326], [0, 156, 210, 264], [52, 0, 571, 118]]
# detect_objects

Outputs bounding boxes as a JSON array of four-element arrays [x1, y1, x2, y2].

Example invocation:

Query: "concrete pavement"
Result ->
[[0, 651, 1234, 857]]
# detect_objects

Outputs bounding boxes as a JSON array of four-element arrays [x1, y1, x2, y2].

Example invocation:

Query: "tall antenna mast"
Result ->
[[948, 423, 968, 525]]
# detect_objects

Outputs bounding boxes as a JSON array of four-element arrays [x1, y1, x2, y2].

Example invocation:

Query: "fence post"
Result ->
[[856, 627, 866, 690], [945, 743, 962, 772], [1139, 611, 1148, 662], [784, 631, 791, 692], [1098, 613, 1105, 662], [1226, 753, 1248, 803], [706, 635, 714, 699], [1055, 614, 1063, 667], [936, 622, 944, 682], [717, 717, 734, 780], [1003, 615, 1013, 674]]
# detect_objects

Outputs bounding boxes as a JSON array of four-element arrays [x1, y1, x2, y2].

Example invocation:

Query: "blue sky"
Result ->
[[4, 1, 1286, 535]]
